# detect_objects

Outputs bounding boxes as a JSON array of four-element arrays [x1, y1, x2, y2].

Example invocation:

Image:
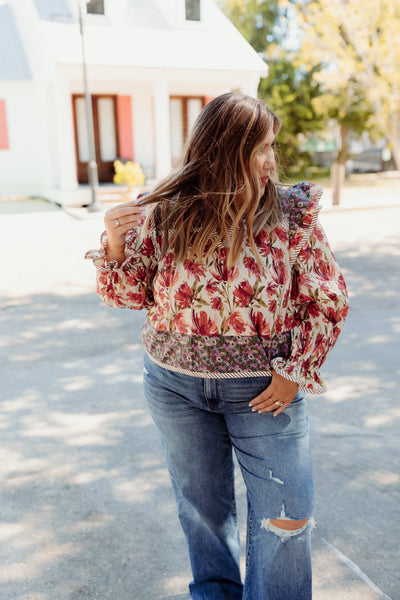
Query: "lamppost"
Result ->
[[78, 0, 100, 211]]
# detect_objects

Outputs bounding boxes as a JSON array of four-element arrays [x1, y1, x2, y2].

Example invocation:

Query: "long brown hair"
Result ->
[[140, 92, 282, 267]]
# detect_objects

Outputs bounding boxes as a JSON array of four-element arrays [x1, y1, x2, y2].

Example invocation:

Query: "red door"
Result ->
[[72, 94, 119, 183]]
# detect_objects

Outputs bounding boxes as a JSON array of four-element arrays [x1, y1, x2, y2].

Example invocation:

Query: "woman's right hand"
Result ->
[[104, 200, 146, 263]]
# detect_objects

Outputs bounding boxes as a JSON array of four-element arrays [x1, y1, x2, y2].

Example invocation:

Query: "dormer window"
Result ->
[[185, 0, 201, 21], [86, 0, 105, 15]]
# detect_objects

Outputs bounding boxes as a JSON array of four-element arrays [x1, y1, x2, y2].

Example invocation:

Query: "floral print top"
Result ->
[[86, 182, 349, 394]]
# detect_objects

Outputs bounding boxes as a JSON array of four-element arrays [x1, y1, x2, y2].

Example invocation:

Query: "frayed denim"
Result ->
[[143, 353, 314, 600]]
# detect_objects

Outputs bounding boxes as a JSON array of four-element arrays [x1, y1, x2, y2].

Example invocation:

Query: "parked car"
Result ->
[[346, 149, 383, 174]]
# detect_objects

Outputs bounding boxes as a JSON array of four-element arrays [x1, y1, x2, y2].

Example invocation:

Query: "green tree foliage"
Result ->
[[217, 0, 281, 52], [217, 0, 325, 178], [312, 85, 372, 166], [287, 0, 400, 169], [259, 60, 324, 177]]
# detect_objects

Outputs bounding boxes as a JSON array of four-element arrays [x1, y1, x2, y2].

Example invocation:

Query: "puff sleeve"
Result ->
[[85, 223, 159, 310], [271, 183, 350, 394]]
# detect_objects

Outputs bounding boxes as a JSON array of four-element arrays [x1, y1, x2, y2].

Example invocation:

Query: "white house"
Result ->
[[0, 0, 267, 205]]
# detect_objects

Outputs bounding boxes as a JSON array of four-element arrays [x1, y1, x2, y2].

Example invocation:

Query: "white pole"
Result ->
[[78, 1, 100, 211], [153, 79, 172, 180]]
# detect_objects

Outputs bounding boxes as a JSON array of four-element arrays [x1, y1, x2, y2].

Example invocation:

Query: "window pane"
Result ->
[[185, 0, 201, 21], [187, 99, 203, 137], [86, 0, 104, 15], [98, 98, 117, 161], [75, 98, 90, 163], [170, 99, 184, 162]]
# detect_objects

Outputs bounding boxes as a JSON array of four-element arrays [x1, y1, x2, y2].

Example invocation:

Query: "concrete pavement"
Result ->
[[1, 184, 399, 600]]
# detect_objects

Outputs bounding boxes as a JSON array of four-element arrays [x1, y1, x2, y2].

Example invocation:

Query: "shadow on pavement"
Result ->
[[0, 198, 61, 215], [1, 232, 399, 599], [308, 238, 400, 599], [0, 292, 191, 599]]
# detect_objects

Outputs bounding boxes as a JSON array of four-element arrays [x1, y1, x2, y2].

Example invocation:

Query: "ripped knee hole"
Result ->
[[270, 518, 309, 531], [261, 517, 315, 539]]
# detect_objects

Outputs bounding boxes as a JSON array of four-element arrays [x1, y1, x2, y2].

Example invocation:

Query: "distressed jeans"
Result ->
[[143, 353, 314, 600]]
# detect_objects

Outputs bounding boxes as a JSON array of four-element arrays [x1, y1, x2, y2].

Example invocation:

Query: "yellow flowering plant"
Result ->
[[113, 160, 145, 200]]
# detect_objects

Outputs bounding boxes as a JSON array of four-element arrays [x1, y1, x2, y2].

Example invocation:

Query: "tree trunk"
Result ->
[[387, 113, 400, 170], [338, 123, 349, 167], [331, 123, 349, 206]]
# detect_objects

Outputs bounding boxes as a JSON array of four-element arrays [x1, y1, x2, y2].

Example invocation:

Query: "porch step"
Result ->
[[96, 184, 154, 204]]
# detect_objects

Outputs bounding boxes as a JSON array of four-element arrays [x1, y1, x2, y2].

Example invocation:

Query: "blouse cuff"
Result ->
[[84, 231, 140, 272], [271, 357, 327, 396]]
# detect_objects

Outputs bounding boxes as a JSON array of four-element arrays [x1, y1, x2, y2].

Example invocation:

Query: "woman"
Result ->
[[86, 93, 349, 599]]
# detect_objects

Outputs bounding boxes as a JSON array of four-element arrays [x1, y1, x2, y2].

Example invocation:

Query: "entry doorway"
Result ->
[[170, 96, 205, 165], [72, 94, 119, 183]]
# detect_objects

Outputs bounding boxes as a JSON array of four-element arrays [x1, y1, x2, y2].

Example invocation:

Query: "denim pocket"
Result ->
[[219, 376, 273, 406]]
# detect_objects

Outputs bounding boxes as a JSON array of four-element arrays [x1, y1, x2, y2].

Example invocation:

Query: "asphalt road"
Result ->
[[1, 195, 399, 600]]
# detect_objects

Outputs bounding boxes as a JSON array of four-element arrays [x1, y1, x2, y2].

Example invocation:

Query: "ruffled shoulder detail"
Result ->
[[278, 181, 323, 266]]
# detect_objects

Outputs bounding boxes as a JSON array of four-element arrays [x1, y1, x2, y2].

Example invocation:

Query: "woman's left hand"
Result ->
[[249, 370, 299, 417]]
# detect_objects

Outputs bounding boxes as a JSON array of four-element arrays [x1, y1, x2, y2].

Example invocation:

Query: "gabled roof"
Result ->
[[32, 0, 73, 23], [42, 1, 267, 74], [43, 25, 267, 73], [0, 4, 31, 80], [107, 0, 171, 29], [3, 0, 267, 78]]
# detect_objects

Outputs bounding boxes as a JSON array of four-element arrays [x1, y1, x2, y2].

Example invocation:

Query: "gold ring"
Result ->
[[274, 401, 283, 407]]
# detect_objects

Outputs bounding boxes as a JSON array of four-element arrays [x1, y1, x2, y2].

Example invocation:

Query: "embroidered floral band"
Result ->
[[141, 324, 292, 377]]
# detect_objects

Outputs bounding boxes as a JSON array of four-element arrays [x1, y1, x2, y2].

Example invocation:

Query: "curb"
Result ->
[[321, 203, 400, 213]]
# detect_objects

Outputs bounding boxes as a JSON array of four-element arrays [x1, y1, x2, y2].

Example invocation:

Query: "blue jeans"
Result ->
[[143, 353, 314, 600]]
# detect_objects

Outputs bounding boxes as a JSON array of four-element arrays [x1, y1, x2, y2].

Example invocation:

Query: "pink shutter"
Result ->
[[0, 100, 10, 150], [116, 95, 134, 160]]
